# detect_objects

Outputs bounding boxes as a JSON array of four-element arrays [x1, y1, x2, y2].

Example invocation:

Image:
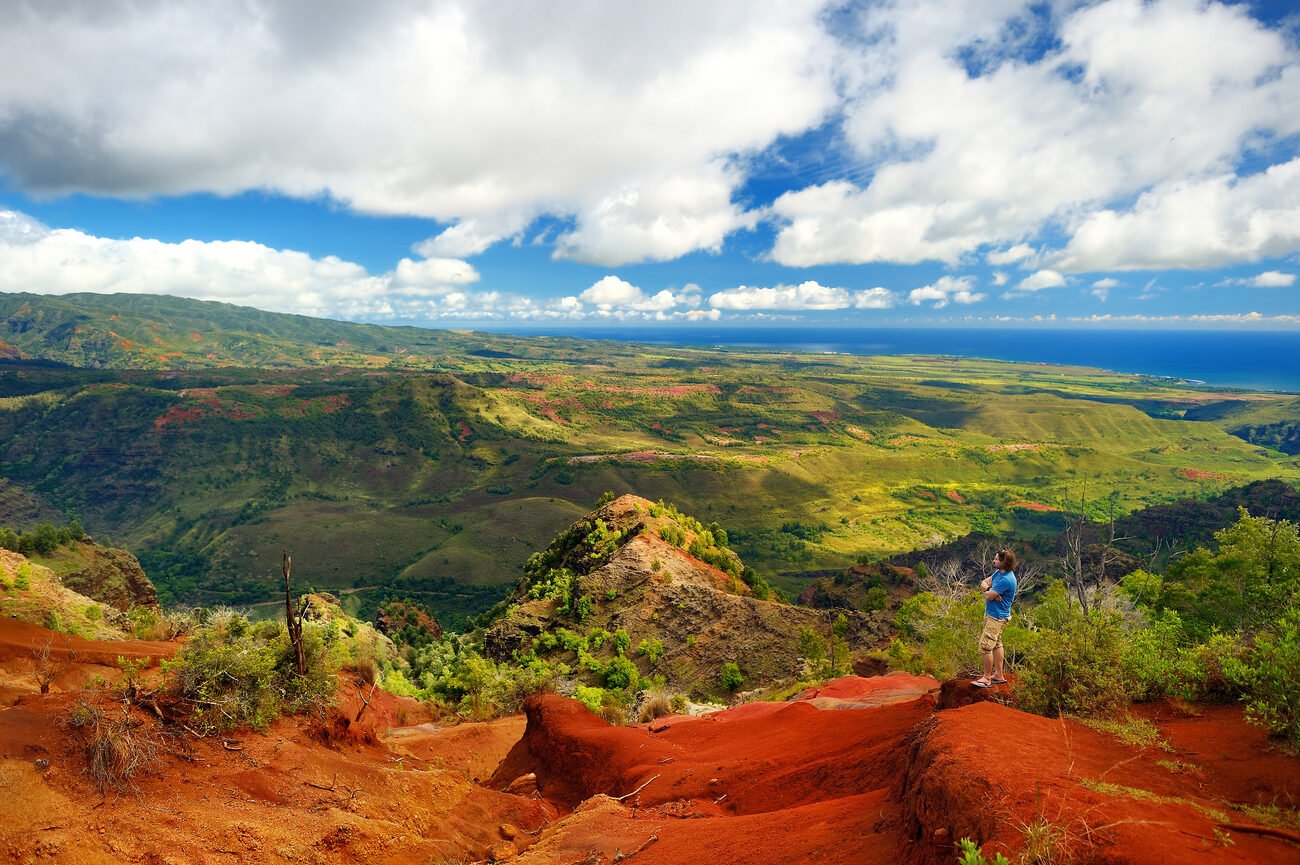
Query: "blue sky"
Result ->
[[1, 1, 1298, 329]]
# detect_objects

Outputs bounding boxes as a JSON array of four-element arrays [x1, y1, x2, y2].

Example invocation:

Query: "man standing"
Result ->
[[973, 549, 1017, 688]]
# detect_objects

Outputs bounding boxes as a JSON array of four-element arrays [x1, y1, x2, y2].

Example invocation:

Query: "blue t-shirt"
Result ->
[[986, 570, 1017, 620]]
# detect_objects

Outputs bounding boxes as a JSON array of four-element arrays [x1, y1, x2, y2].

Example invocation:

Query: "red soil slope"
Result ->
[[489, 676, 1298, 865], [3, 617, 1297, 865]]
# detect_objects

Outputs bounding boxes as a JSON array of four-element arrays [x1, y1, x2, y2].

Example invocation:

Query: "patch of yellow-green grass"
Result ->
[[1155, 758, 1204, 776], [1239, 803, 1300, 831], [1078, 778, 1231, 823], [1078, 714, 1174, 751]]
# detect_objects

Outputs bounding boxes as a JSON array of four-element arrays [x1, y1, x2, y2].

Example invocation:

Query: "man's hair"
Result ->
[[997, 548, 1018, 571]]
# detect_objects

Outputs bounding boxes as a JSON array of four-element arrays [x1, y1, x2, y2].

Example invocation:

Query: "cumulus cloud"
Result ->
[[770, 0, 1300, 271], [573, 275, 703, 318], [707, 281, 895, 310], [1245, 271, 1295, 288], [987, 244, 1035, 266], [1056, 159, 1300, 272], [0, 1, 837, 266], [0, 208, 564, 321], [907, 276, 984, 309], [1017, 269, 1067, 292]]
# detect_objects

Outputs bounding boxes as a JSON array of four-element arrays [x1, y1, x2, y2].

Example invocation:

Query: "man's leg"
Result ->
[[982, 651, 994, 680], [992, 645, 1004, 679]]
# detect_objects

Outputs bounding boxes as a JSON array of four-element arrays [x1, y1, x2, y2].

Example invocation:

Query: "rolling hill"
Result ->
[[2, 290, 1297, 620]]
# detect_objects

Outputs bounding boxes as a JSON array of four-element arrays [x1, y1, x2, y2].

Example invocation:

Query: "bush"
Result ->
[[574, 685, 605, 714], [165, 611, 336, 732], [603, 655, 639, 690], [719, 661, 744, 692], [1229, 606, 1300, 746], [1017, 610, 1131, 717]]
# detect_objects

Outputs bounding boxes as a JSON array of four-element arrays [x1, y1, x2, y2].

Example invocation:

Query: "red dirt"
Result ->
[[0, 619, 178, 701], [1008, 499, 1061, 512], [945, 490, 966, 504], [3, 617, 1296, 865], [0, 625, 551, 865], [1180, 468, 1232, 481]]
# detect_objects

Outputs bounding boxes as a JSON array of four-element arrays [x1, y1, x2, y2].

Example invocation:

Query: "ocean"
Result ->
[[479, 326, 1300, 394]]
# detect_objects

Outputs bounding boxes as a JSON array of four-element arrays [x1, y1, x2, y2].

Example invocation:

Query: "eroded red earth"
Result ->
[[1, 622, 1296, 864]]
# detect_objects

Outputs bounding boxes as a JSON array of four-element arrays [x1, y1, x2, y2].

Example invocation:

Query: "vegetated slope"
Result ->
[[484, 495, 886, 695], [1185, 397, 1300, 455], [0, 290, 469, 369], [0, 549, 138, 642], [2, 291, 1297, 615], [19, 539, 159, 612]]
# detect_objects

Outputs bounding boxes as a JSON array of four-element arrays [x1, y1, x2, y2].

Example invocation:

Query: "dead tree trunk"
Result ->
[[283, 550, 306, 676]]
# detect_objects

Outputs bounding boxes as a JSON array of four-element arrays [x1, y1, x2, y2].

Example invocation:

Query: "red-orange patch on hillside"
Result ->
[[1179, 468, 1230, 481], [945, 490, 966, 504], [1008, 500, 1060, 512]]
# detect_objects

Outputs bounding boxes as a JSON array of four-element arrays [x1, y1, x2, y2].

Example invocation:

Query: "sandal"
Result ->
[[971, 678, 992, 688], [990, 676, 1008, 685]]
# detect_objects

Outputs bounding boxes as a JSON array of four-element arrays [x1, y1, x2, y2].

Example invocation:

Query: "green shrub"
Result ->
[[1017, 610, 1131, 717], [165, 611, 336, 733], [14, 563, 33, 591], [861, 586, 889, 612], [719, 661, 744, 692], [574, 685, 605, 713], [603, 655, 639, 690], [637, 638, 665, 665], [1229, 606, 1300, 746], [612, 628, 631, 656]]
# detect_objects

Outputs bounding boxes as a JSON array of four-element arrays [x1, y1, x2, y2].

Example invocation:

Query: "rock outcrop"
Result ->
[[55, 541, 159, 612]]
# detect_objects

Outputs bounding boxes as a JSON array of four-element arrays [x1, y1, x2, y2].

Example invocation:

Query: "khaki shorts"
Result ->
[[979, 615, 1008, 653]]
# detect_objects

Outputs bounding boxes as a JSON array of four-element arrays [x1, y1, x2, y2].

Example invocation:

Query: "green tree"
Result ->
[[719, 661, 743, 692]]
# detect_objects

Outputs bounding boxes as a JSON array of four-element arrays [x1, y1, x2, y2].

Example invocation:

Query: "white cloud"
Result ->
[[992, 271, 1009, 286], [1017, 269, 1066, 292], [579, 275, 645, 308], [987, 244, 1035, 265], [1057, 159, 1300, 271], [707, 281, 895, 311], [1069, 312, 1300, 324], [413, 214, 531, 259], [0, 1, 837, 266], [1247, 271, 1296, 288], [553, 163, 759, 266], [770, 0, 1300, 270], [908, 275, 984, 309], [575, 275, 701, 317], [1091, 277, 1119, 301], [0, 208, 534, 320]]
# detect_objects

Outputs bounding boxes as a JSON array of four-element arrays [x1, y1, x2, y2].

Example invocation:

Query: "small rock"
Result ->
[[499, 824, 520, 841], [33, 758, 50, 773], [487, 841, 518, 862], [933, 828, 949, 840]]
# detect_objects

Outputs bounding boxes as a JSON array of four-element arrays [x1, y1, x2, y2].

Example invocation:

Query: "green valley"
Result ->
[[2, 292, 1297, 621]]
